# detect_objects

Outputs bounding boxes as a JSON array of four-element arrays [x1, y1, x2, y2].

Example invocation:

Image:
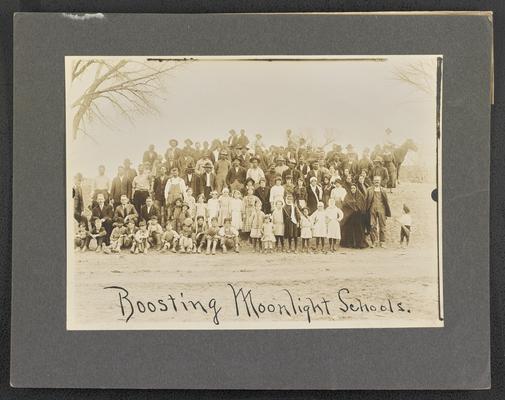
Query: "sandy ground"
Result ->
[[68, 182, 442, 329]]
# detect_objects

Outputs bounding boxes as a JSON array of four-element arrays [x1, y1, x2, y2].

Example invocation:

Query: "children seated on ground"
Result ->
[[194, 216, 207, 253], [147, 216, 164, 250], [74, 221, 89, 252], [110, 218, 127, 253], [179, 217, 194, 253], [205, 217, 220, 255], [161, 221, 179, 252], [132, 220, 149, 254], [219, 217, 240, 253], [90, 218, 107, 253]]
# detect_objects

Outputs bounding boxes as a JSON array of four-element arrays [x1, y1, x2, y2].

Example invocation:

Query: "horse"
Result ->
[[393, 139, 418, 185]]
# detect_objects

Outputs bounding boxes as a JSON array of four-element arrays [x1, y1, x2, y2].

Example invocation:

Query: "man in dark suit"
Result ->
[[226, 157, 247, 193], [200, 161, 216, 200], [153, 166, 169, 225], [114, 194, 138, 223], [110, 166, 132, 206], [91, 193, 114, 244], [305, 160, 323, 186], [183, 165, 201, 198], [306, 176, 323, 214], [282, 158, 301, 184], [72, 173, 85, 226], [365, 175, 392, 248], [140, 196, 161, 223]]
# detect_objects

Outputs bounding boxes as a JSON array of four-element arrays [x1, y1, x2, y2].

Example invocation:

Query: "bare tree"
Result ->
[[70, 59, 183, 140], [393, 59, 436, 95]]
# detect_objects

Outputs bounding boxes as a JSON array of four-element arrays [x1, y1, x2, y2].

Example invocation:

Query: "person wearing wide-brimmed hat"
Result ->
[[165, 139, 182, 164], [246, 155, 265, 187], [370, 156, 389, 188], [281, 158, 301, 185], [200, 161, 216, 200], [237, 129, 249, 149], [274, 155, 288, 177], [183, 164, 201, 199], [226, 157, 247, 194], [358, 147, 374, 179]]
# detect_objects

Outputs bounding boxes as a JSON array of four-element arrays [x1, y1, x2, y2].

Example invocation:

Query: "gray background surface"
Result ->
[[11, 13, 491, 389]]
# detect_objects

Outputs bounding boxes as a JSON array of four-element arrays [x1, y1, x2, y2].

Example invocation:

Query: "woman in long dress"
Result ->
[[218, 188, 232, 226], [340, 183, 368, 249]]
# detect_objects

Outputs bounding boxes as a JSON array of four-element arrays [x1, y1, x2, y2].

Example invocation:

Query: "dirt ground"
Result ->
[[68, 182, 442, 330]]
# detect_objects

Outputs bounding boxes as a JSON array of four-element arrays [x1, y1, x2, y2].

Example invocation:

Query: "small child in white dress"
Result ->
[[311, 201, 327, 252], [325, 197, 344, 252], [299, 207, 313, 253]]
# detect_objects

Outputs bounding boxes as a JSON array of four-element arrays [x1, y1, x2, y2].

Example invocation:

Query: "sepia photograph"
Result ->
[[66, 55, 443, 330]]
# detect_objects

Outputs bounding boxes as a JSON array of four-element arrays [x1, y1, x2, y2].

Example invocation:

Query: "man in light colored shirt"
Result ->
[[246, 156, 265, 187], [92, 165, 111, 207], [164, 167, 188, 220]]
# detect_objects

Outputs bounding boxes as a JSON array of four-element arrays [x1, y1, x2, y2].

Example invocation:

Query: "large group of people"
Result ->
[[72, 129, 413, 255]]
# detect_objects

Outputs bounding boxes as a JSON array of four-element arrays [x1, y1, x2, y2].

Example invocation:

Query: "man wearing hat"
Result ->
[[358, 148, 374, 179], [215, 150, 231, 193], [227, 129, 239, 149], [123, 158, 137, 182], [183, 164, 201, 199], [274, 155, 289, 177], [200, 161, 216, 200], [142, 144, 158, 166], [177, 149, 194, 176], [226, 157, 247, 193], [246, 156, 265, 187], [182, 138, 195, 157], [237, 129, 249, 149], [365, 175, 392, 248], [296, 155, 310, 179], [371, 156, 390, 187], [305, 159, 323, 186], [165, 139, 182, 164], [238, 145, 251, 169], [253, 133, 265, 152], [282, 158, 301, 184]]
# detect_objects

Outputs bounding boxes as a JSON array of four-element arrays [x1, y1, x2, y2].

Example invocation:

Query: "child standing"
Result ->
[[272, 199, 285, 251], [218, 188, 232, 226], [242, 187, 260, 240], [195, 194, 207, 223], [207, 190, 220, 222], [282, 194, 300, 252], [311, 201, 327, 252], [176, 202, 191, 233], [261, 214, 275, 253], [325, 197, 344, 252], [186, 188, 196, 218], [123, 220, 137, 250], [171, 198, 183, 231], [398, 204, 412, 248], [299, 207, 313, 253], [249, 201, 265, 252], [230, 190, 244, 232]]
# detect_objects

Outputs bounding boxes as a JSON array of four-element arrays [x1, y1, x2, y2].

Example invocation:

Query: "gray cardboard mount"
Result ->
[[11, 13, 491, 389]]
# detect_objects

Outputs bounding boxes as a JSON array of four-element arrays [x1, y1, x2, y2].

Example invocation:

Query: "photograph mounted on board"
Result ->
[[66, 55, 443, 330]]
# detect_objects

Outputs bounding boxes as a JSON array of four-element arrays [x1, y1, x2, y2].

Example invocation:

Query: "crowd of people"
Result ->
[[72, 129, 413, 255]]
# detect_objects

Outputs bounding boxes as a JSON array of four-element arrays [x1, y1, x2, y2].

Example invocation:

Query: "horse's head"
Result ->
[[405, 139, 418, 152]]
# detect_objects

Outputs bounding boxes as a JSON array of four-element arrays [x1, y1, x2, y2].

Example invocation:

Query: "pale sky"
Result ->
[[66, 56, 439, 177]]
